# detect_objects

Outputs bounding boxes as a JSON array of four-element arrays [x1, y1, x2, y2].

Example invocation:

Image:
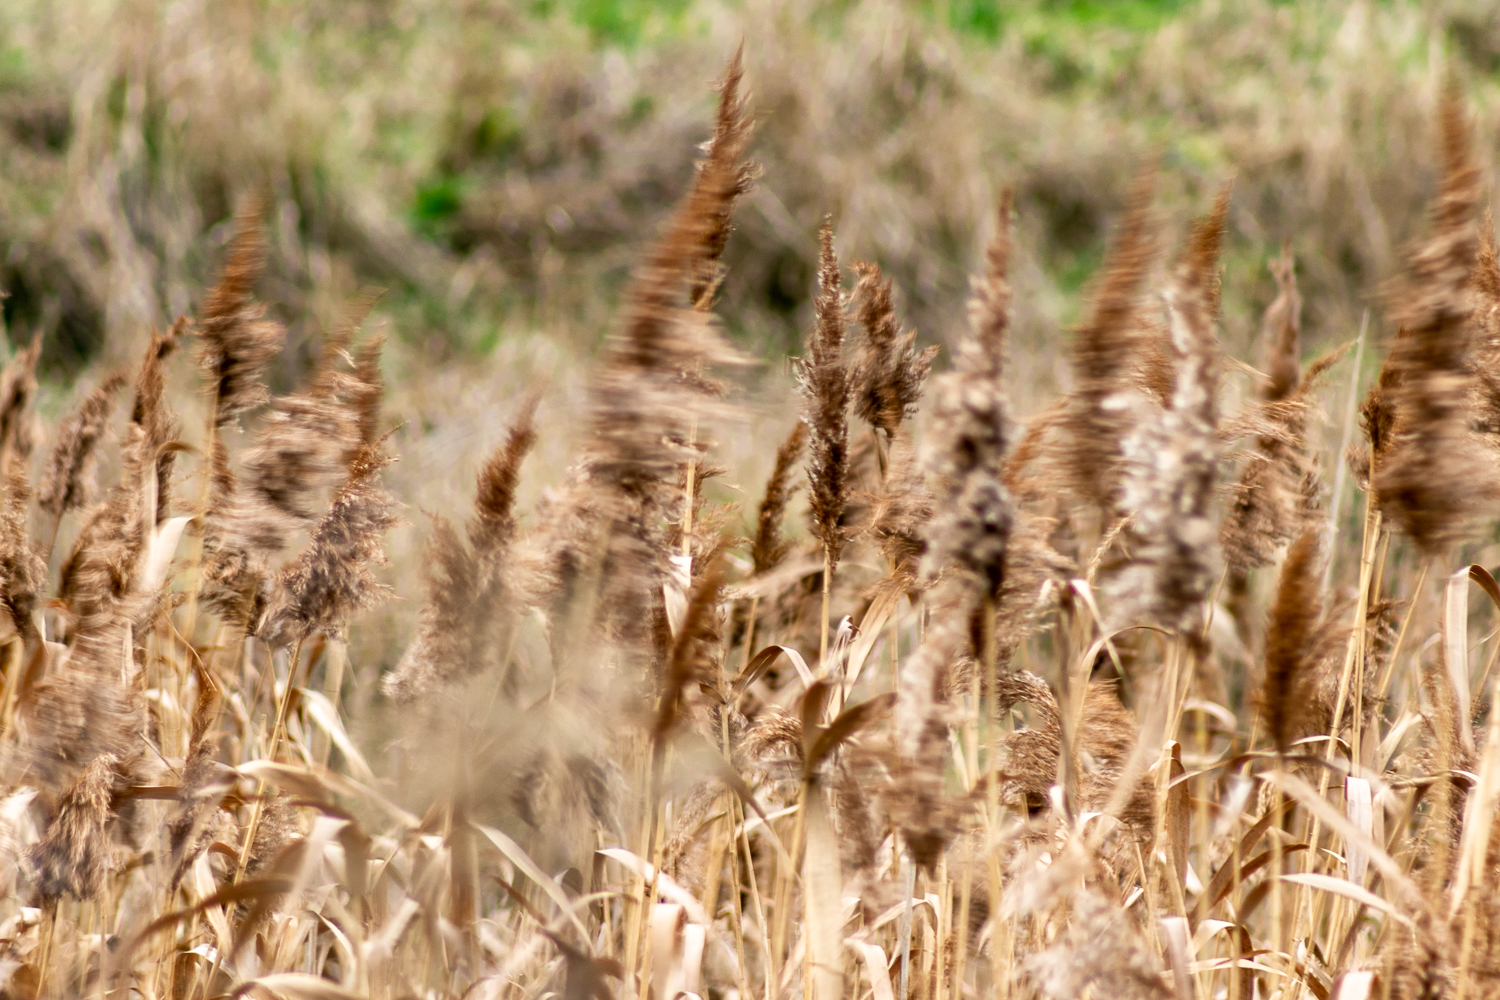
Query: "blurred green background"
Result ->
[[4, 0, 1499, 384]]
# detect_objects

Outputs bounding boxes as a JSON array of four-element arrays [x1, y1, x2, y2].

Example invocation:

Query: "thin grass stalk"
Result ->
[[1324, 312, 1369, 591], [819, 547, 832, 671], [1374, 557, 1432, 701], [950, 654, 982, 1000], [951, 847, 972, 1000], [742, 594, 760, 674], [738, 808, 772, 1000], [1287, 488, 1382, 992], [315, 640, 345, 767], [897, 850, 913, 1000], [771, 802, 806, 994], [637, 798, 667, 1000], [0, 638, 22, 740], [235, 635, 307, 884], [1454, 678, 1500, 1000], [932, 855, 948, 1000], [723, 796, 753, 1000], [624, 743, 655, 995]]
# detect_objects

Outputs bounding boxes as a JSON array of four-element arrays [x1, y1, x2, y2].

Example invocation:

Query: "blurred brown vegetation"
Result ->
[[2, 0, 1499, 385]]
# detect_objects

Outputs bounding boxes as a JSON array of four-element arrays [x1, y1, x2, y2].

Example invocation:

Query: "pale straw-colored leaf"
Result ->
[[1345, 777, 1373, 887], [1279, 873, 1411, 927], [853, 942, 895, 1000]]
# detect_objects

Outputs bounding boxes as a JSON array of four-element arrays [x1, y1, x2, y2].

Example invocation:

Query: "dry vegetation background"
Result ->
[[6, 0, 1500, 998]]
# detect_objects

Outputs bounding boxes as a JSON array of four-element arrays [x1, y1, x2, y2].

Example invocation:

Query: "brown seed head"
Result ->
[[37, 373, 128, 518], [797, 219, 852, 570], [31, 752, 119, 902], [197, 202, 285, 426], [260, 440, 399, 646], [1064, 165, 1159, 508], [1374, 84, 1496, 553], [750, 422, 806, 577], [0, 331, 42, 466], [851, 260, 936, 438]]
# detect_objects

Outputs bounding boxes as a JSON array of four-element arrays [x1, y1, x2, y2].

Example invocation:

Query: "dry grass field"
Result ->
[[4, 2, 1500, 999]]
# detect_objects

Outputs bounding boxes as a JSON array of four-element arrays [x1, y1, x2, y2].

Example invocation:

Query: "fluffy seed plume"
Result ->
[[689, 45, 759, 309], [198, 439, 273, 632], [37, 373, 128, 518], [851, 260, 936, 439], [0, 464, 45, 641], [1220, 242, 1339, 577], [200, 329, 384, 634], [1259, 529, 1323, 754], [0, 331, 42, 467], [57, 328, 185, 628], [542, 52, 752, 670], [131, 322, 186, 525], [892, 195, 1019, 870], [867, 431, 931, 586], [30, 752, 118, 902], [384, 399, 537, 702], [1111, 186, 1227, 631], [750, 422, 806, 577], [1373, 84, 1496, 553], [239, 360, 363, 526], [22, 659, 142, 792], [197, 203, 285, 427], [1063, 166, 1159, 508], [259, 439, 400, 648], [924, 192, 1016, 603], [797, 220, 852, 572], [1262, 245, 1302, 401]]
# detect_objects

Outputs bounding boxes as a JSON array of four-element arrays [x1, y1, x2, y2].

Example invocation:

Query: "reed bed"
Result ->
[[4, 50, 1500, 1000]]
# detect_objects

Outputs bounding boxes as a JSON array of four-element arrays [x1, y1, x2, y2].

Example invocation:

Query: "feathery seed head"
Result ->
[[37, 373, 127, 518], [1374, 84, 1497, 553], [797, 218, 852, 569], [197, 203, 285, 426]]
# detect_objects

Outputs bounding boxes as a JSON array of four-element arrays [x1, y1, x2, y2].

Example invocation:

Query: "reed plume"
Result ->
[[689, 45, 759, 309], [197, 202, 285, 427], [1258, 529, 1322, 754], [1374, 83, 1496, 553], [0, 464, 45, 641], [1220, 255, 1347, 578], [22, 663, 142, 793], [891, 195, 1018, 869], [798, 219, 852, 574], [37, 373, 127, 519], [866, 431, 930, 587], [1262, 245, 1302, 401], [259, 439, 399, 647], [537, 52, 752, 678], [30, 752, 118, 902], [1111, 186, 1227, 631], [924, 193, 1015, 605], [57, 327, 185, 628], [384, 398, 537, 701], [1063, 166, 1158, 508], [0, 331, 42, 467], [851, 260, 936, 439], [200, 328, 383, 634], [750, 422, 806, 577]]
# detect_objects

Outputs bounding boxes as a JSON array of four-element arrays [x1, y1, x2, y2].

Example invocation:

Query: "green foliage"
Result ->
[[412, 175, 464, 239], [531, 0, 694, 46], [929, 0, 1194, 43]]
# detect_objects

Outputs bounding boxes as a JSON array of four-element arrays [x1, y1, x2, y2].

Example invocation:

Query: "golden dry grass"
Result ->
[[6, 6, 1500, 1000]]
